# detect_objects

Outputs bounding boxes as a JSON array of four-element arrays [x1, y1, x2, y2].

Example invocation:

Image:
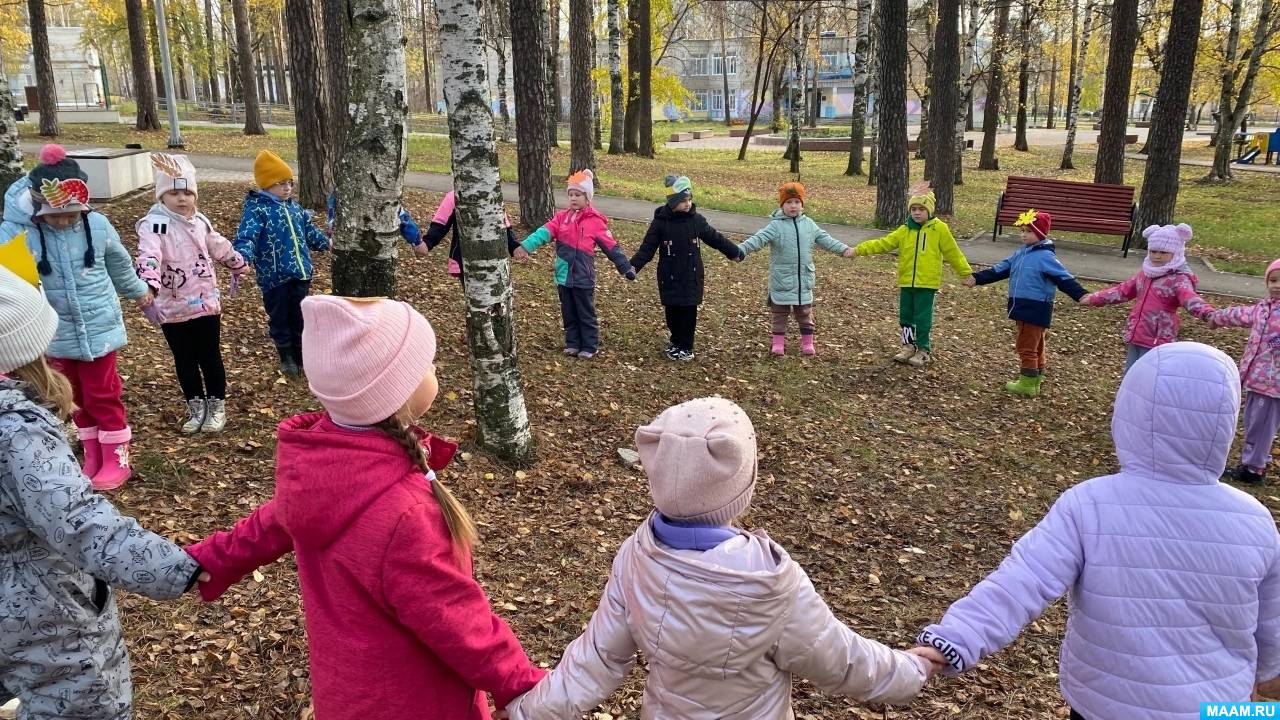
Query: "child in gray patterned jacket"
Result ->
[[0, 263, 207, 720]]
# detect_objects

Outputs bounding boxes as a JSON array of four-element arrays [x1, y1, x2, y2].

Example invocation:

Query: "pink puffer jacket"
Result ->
[[506, 514, 927, 720], [135, 204, 247, 324], [1082, 268, 1214, 348], [1211, 298, 1280, 398]]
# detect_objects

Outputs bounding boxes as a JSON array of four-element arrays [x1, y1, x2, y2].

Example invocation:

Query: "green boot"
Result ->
[[1004, 372, 1042, 397]]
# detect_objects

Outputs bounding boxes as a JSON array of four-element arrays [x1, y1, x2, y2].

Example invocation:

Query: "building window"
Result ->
[[820, 51, 840, 70], [688, 56, 709, 76], [692, 90, 724, 112], [711, 53, 737, 76]]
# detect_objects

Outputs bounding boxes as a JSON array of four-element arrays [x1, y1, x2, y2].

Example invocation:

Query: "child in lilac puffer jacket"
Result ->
[[1081, 223, 1214, 374], [914, 342, 1280, 720]]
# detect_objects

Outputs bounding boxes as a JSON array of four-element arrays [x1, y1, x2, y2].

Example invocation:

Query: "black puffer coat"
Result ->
[[630, 204, 742, 306]]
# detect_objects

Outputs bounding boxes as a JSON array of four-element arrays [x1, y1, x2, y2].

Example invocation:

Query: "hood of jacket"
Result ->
[[142, 202, 214, 230], [1112, 342, 1240, 485], [272, 412, 457, 548], [768, 208, 808, 223], [653, 204, 701, 223], [3, 178, 39, 229]]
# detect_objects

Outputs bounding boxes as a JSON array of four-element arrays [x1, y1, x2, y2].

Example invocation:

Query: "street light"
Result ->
[[152, 0, 184, 148]]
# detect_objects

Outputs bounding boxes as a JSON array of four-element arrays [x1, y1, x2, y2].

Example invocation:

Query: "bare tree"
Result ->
[[28, 0, 58, 136], [716, 2, 734, 127], [1094, 0, 1138, 184], [510, 0, 556, 226], [876, 0, 908, 227], [844, 0, 872, 175], [607, 0, 625, 151], [929, 0, 959, 214], [285, 0, 332, 207], [231, 0, 266, 134], [1045, 7, 1059, 128], [1060, 0, 1096, 169]]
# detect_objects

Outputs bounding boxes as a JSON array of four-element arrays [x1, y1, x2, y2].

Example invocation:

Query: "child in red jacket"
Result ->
[[187, 296, 544, 720]]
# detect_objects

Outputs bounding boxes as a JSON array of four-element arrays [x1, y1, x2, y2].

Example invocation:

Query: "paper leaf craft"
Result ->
[[908, 180, 932, 197], [151, 152, 184, 178], [1014, 208, 1039, 227], [0, 232, 38, 286], [40, 178, 89, 209]]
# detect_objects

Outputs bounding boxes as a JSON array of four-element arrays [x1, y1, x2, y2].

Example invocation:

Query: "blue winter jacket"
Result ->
[[972, 239, 1086, 328], [0, 178, 148, 361], [234, 191, 331, 291], [325, 193, 421, 245]]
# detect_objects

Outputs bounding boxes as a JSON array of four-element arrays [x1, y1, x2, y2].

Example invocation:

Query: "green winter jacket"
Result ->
[[855, 217, 972, 290], [738, 210, 850, 306]]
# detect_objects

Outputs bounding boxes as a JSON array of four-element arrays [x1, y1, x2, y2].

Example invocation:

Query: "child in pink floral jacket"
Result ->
[[135, 153, 249, 435], [1207, 257, 1280, 486], [1081, 223, 1214, 374]]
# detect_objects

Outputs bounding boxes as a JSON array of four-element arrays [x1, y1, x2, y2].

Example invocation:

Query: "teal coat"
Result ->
[[1, 178, 148, 361], [738, 210, 850, 306]]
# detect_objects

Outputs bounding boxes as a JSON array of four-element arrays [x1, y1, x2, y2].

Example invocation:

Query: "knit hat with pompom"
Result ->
[[27, 145, 95, 276]]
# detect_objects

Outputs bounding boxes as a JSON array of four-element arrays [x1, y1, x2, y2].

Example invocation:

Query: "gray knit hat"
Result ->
[[0, 264, 56, 374]]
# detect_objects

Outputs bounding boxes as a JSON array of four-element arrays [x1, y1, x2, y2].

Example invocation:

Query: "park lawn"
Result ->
[[28, 122, 1280, 274], [93, 181, 1274, 720]]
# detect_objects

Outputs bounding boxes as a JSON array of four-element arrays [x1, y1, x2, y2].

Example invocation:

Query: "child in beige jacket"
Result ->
[[505, 397, 937, 720]]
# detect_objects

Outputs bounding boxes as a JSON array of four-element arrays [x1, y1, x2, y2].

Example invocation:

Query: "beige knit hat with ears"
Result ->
[[0, 264, 56, 374], [636, 397, 757, 525]]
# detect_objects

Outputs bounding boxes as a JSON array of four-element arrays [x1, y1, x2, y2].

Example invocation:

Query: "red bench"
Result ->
[[993, 175, 1138, 256]]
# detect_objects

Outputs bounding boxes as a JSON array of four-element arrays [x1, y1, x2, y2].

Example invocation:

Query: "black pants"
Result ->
[[558, 285, 599, 352], [664, 304, 698, 352], [161, 315, 226, 400], [262, 279, 310, 356]]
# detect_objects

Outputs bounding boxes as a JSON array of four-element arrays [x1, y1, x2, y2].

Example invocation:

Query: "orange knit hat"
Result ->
[[778, 181, 806, 207]]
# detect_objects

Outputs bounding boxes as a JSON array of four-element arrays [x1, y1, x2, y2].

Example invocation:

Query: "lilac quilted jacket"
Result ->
[[919, 342, 1280, 720]]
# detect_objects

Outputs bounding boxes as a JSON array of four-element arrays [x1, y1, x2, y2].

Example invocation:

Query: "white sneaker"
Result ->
[[893, 344, 917, 363], [907, 349, 932, 367], [1, 698, 18, 720], [181, 398, 206, 434], [201, 398, 227, 433]]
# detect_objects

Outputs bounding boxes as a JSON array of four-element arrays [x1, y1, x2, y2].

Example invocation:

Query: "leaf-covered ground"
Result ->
[[94, 184, 1277, 719]]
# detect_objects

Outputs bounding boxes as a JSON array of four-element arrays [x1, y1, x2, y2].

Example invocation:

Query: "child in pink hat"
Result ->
[[187, 296, 545, 720], [506, 397, 938, 720], [1206, 257, 1280, 485]]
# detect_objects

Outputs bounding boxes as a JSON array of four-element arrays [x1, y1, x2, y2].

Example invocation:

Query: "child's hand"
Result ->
[[512, 246, 532, 263], [625, 269, 637, 281], [962, 275, 977, 288], [1258, 676, 1280, 700], [843, 247, 855, 258], [136, 292, 154, 309], [412, 242, 431, 257], [906, 646, 948, 678]]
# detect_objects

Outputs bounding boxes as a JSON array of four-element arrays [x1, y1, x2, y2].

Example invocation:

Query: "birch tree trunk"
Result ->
[[205, 0, 221, 103], [28, 0, 58, 136], [568, 0, 595, 173], [510, 0, 556, 226], [607, 0, 625, 152], [1094, 0, 1138, 185], [1060, 0, 1096, 169], [0, 73, 22, 191], [127, 0, 163, 130], [436, 0, 534, 462], [329, 0, 407, 296], [1207, 0, 1277, 181], [876, 0, 908, 227], [285, 0, 332, 207], [844, 0, 872, 176], [1045, 12, 1058, 128], [928, 0, 959, 214], [978, 0, 1009, 170], [1136, 0, 1203, 230], [232, 0, 267, 134], [952, 0, 979, 186]]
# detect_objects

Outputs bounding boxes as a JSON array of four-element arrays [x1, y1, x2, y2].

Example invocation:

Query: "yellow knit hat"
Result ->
[[908, 190, 935, 216], [254, 150, 293, 190]]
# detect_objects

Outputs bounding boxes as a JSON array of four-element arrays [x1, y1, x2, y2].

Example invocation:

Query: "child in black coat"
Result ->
[[630, 176, 743, 361]]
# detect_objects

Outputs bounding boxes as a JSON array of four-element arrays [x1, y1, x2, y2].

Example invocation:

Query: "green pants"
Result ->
[[898, 287, 937, 351]]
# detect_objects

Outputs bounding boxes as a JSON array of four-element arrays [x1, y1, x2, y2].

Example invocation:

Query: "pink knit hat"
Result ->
[[300, 296, 436, 426], [635, 397, 757, 525], [567, 169, 595, 203], [1268, 258, 1280, 281], [151, 152, 198, 198]]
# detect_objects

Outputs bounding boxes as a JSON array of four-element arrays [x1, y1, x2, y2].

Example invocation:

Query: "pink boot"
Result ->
[[771, 334, 785, 355], [77, 426, 102, 478], [800, 334, 816, 356], [92, 428, 133, 491]]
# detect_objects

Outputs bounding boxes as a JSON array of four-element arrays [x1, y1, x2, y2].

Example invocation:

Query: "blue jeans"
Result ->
[[1123, 343, 1151, 375]]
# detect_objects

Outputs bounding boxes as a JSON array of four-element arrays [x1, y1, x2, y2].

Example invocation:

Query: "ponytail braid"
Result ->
[[376, 416, 478, 554]]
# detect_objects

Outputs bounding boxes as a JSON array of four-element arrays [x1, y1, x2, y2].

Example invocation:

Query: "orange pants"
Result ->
[[1015, 321, 1047, 373]]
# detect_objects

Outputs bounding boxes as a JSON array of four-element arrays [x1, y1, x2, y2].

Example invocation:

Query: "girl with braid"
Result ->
[[187, 296, 544, 720]]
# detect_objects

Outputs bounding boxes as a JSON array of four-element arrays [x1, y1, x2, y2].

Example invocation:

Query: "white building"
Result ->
[[12, 4, 105, 109]]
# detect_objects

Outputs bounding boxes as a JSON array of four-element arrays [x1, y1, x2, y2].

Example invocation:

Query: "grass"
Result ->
[[24, 122, 1280, 274]]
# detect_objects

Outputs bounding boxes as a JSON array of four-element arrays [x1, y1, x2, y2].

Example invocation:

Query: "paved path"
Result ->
[[34, 142, 1264, 298]]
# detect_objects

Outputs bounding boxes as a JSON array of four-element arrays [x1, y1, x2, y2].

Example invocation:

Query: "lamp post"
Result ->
[[153, 0, 184, 147]]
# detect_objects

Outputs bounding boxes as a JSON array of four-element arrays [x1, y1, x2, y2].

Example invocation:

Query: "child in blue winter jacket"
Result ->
[[964, 209, 1086, 397], [235, 150, 331, 378]]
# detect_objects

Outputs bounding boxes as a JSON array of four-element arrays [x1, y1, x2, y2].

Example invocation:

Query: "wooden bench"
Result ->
[[668, 132, 694, 142], [993, 175, 1138, 256]]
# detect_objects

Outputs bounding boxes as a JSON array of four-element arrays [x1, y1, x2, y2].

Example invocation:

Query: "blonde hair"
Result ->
[[10, 357, 74, 420], [376, 412, 478, 554]]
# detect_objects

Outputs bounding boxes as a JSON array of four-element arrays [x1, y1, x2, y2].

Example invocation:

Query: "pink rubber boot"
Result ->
[[77, 426, 102, 478], [92, 428, 133, 491], [800, 334, 816, 356], [771, 334, 785, 355]]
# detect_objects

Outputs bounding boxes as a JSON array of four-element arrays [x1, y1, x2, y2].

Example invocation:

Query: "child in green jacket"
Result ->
[[854, 185, 972, 367], [737, 182, 854, 356]]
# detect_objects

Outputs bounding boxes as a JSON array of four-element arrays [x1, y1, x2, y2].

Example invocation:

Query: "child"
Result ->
[[325, 190, 423, 254], [0, 264, 206, 720], [234, 150, 331, 378], [854, 184, 971, 366], [1081, 223, 1214, 374], [187, 296, 546, 720], [913, 342, 1280, 720], [965, 209, 1086, 397], [0, 145, 152, 490], [630, 175, 743, 361], [416, 189, 521, 284], [136, 153, 250, 434], [737, 182, 854, 356], [1206, 258, 1280, 486], [505, 397, 935, 719], [512, 169, 635, 359]]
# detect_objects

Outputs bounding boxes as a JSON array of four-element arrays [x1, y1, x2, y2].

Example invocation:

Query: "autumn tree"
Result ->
[[125, 0, 162, 130], [231, 0, 266, 134], [1060, 0, 1097, 169], [844, 0, 872, 175], [28, 0, 57, 136], [1206, 0, 1278, 181], [1094, 0, 1138, 185], [876, 0, 908, 227], [607, 0, 625, 152]]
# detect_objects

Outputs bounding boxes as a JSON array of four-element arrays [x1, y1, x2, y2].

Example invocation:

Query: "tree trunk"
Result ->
[[495, 34, 511, 142], [866, 0, 881, 186], [1136, 0, 1203, 230], [436, 0, 534, 462], [231, 0, 266, 134], [637, 0, 653, 157], [1013, 0, 1030, 151], [787, 12, 803, 174], [263, 43, 278, 105], [844, 0, 872, 175], [719, 7, 732, 126], [510, 0, 556, 226], [322, 0, 349, 154], [273, 15, 291, 106], [876, 0, 908, 228], [1207, 0, 1276, 181], [28, 0, 58, 136], [547, 0, 562, 145], [1060, 0, 1096, 169], [285, 0, 332, 208], [0, 73, 23, 190], [1094, 0, 1138, 184], [929, 0, 959, 214], [148, 0, 166, 99], [737, 1, 772, 162], [205, 0, 221, 103], [419, 0, 434, 110], [568, 0, 594, 173], [916, 3, 933, 164], [127, 0, 163, 130], [330, 0, 408, 297], [1046, 12, 1058, 128], [953, 0, 979, 186], [256, 46, 269, 104], [623, 0, 640, 152], [607, 0, 625, 151], [770, 67, 784, 133]]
